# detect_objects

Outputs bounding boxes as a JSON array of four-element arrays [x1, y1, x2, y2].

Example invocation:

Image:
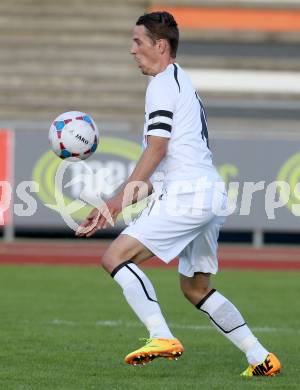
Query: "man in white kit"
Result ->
[[77, 11, 281, 377]]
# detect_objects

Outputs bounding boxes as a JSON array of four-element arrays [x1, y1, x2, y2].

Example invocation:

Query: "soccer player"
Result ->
[[76, 11, 281, 376]]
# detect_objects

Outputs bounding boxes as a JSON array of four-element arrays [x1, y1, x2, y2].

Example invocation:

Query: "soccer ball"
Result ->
[[49, 111, 99, 160]]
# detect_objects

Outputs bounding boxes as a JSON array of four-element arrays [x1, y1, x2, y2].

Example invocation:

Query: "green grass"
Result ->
[[0, 265, 299, 390]]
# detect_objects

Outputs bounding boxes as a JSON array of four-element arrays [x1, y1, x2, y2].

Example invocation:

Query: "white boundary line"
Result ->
[[33, 319, 299, 334]]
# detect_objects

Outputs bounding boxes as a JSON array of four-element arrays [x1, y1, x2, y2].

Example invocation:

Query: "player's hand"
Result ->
[[75, 197, 122, 238]]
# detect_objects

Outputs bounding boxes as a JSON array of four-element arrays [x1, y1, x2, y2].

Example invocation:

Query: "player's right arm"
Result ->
[[76, 74, 176, 237], [76, 135, 168, 237]]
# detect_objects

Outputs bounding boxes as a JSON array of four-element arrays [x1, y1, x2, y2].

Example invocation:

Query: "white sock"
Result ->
[[112, 261, 174, 339], [196, 289, 269, 365]]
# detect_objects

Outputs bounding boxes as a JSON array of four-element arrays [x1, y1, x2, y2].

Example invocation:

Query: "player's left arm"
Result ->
[[76, 135, 168, 237]]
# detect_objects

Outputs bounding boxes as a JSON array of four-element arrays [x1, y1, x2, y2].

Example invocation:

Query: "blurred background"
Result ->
[[0, 0, 300, 246], [1, 4, 299, 387]]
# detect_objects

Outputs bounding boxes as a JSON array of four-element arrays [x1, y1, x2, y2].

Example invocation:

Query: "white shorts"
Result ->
[[122, 187, 227, 277]]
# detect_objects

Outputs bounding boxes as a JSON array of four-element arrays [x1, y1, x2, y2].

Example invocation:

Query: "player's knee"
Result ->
[[101, 250, 112, 273], [181, 284, 212, 305], [180, 283, 194, 302], [181, 286, 193, 302], [101, 249, 122, 274], [101, 248, 128, 275]]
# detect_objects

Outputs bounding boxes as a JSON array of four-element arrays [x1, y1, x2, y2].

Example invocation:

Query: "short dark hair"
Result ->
[[136, 11, 179, 58]]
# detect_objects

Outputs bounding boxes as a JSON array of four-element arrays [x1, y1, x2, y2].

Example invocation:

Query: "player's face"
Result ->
[[130, 25, 161, 76]]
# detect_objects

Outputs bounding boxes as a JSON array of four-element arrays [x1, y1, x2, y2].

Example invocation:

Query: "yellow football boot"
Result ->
[[125, 338, 184, 366], [241, 353, 281, 377]]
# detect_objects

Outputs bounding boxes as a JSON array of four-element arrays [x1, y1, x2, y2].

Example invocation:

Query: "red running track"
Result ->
[[0, 241, 300, 270]]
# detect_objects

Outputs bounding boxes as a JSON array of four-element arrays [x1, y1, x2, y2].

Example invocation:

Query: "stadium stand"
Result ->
[[0, 0, 299, 133], [0, 0, 299, 128], [0, 0, 148, 124]]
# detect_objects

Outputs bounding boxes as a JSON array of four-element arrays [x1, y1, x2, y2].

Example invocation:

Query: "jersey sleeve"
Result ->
[[145, 76, 177, 139]]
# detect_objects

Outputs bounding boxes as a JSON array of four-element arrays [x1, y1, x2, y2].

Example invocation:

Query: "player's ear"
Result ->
[[157, 39, 168, 55]]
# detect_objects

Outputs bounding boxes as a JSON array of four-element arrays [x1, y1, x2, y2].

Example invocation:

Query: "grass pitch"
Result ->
[[0, 265, 299, 390]]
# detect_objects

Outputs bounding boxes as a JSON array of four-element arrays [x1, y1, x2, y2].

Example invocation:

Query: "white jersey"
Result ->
[[143, 63, 220, 188], [123, 65, 227, 276], [123, 65, 227, 275]]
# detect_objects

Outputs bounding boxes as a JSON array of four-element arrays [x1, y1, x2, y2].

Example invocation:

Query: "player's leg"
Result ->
[[180, 272, 267, 359], [101, 232, 153, 273], [108, 190, 216, 365], [101, 233, 183, 365], [102, 233, 174, 340], [178, 219, 281, 376], [180, 272, 280, 376]]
